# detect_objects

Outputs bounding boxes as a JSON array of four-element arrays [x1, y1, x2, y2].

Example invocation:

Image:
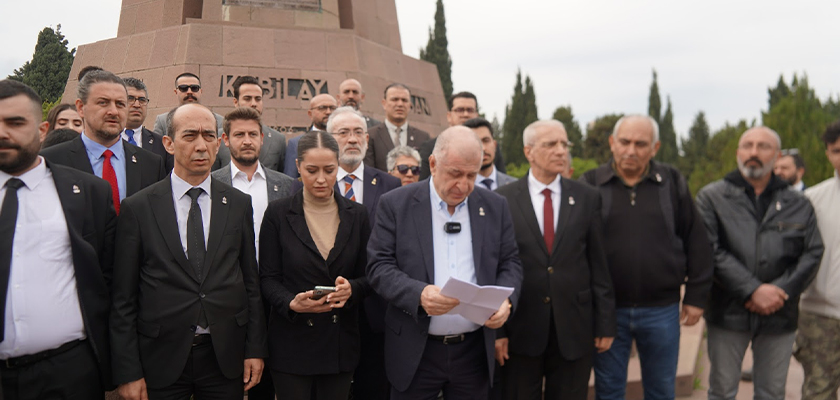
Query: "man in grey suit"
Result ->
[[214, 76, 287, 172], [464, 117, 516, 190], [211, 106, 293, 400], [364, 83, 430, 171], [152, 72, 224, 137]]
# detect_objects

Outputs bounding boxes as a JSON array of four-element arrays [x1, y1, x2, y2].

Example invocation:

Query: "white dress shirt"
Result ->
[[121, 126, 144, 148], [230, 162, 268, 262], [171, 172, 212, 255], [527, 172, 562, 236], [801, 172, 840, 319], [384, 119, 408, 147], [428, 178, 480, 335], [337, 163, 365, 205], [476, 166, 500, 191], [0, 158, 86, 358]]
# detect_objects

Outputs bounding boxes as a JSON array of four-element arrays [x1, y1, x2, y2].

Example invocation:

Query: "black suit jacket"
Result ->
[[366, 181, 523, 391], [140, 127, 174, 172], [496, 176, 616, 360], [40, 136, 166, 198], [259, 190, 371, 375], [110, 176, 268, 389], [44, 162, 118, 389], [364, 123, 430, 171]]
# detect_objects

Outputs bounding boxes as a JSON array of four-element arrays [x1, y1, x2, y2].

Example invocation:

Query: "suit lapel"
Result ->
[[552, 178, 573, 253], [362, 168, 379, 213], [378, 126, 395, 153], [141, 128, 154, 148], [50, 164, 86, 249], [286, 192, 323, 258], [123, 141, 141, 196], [150, 177, 197, 281], [413, 185, 435, 283], [468, 191, 487, 285], [326, 194, 353, 268], [69, 137, 95, 174], [517, 176, 550, 256], [203, 180, 229, 279]]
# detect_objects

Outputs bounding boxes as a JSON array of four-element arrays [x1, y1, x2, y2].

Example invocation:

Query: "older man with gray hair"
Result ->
[[695, 126, 823, 400], [386, 146, 422, 186], [581, 114, 713, 400]]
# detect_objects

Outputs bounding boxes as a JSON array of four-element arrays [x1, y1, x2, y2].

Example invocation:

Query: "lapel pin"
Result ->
[[72, 185, 80, 194], [131, 155, 137, 163], [222, 196, 227, 205], [569, 196, 575, 206], [148, 138, 154, 145], [776, 201, 781, 211], [268, 131, 272, 138], [656, 173, 662, 182], [479, 207, 485, 216], [273, 185, 279, 192], [410, 135, 414, 141], [371, 178, 377, 186]]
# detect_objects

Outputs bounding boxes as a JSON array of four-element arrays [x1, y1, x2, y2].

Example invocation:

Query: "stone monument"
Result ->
[[61, 0, 449, 136]]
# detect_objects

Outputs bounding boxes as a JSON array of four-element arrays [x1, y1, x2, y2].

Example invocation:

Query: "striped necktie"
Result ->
[[343, 174, 357, 202]]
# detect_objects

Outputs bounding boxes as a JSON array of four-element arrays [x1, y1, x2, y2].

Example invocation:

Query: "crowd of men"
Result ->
[[0, 65, 837, 400]]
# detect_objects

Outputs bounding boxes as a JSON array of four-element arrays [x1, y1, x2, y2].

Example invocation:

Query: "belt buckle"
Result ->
[[442, 334, 463, 345]]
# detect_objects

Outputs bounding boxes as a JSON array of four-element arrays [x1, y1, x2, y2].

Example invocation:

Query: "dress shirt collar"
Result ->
[[171, 171, 212, 200], [338, 162, 365, 182], [0, 156, 48, 190], [81, 132, 125, 161], [384, 118, 407, 133], [527, 170, 561, 195], [429, 177, 468, 213], [230, 161, 265, 182], [477, 166, 498, 186]]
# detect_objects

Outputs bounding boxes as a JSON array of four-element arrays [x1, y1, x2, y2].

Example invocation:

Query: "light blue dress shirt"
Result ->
[[80, 133, 127, 201], [428, 178, 481, 335]]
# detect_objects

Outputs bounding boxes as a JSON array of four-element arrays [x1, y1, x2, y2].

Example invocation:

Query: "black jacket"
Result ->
[[695, 171, 824, 333]]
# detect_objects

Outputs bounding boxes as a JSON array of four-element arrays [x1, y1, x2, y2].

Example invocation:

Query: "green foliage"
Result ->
[[648, 69, 661, 123], [658, 97, 679, 164], [501, 70, 538, 166], [571, 157, 599, 179], [678, 111, 710, 178], [504, 162, 530, 179], [41, 99, 61, 121], [583, 114, 623, 164], [552, 105, 583, 157], [419, 0, 453, 101], [8, 25, 75, 103], [686, 120, 748, 195]]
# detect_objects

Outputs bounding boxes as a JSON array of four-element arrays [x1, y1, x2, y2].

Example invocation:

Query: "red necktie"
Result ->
[[542, 188, 554, 254], [102, 150, 120, 214]]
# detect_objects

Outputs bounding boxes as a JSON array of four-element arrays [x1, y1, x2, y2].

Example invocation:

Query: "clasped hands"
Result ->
[[745, 283, 788, 315], [289, 276, 352, 314]]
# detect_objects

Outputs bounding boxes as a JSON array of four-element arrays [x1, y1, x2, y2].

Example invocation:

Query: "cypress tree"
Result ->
[[419, 0, 453, 100], [8, 25, 75, 103], [657, 97, 679, 164], [552, 105, 583, 157]]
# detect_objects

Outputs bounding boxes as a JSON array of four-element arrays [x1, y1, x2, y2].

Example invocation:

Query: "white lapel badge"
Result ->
[[131, 155, 137, 163], [371, 178, 377, 186], [274, 185, 279, 192], [479, 207, 485, 216], [776, 201, 781, 211], [268, 131, 272, 138], [656, 173, 662, 182], [569, 196, 575, 206], [72, 185, 80, 194], [410, 135, 414, 142], [148, 138, 154, 145], [222, 196, 227, 205]]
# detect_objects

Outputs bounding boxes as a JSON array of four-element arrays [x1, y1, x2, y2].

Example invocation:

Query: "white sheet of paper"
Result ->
[[439, 277, 515, 325]]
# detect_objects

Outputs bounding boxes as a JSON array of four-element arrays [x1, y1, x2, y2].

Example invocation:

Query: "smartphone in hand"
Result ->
[[311, 286, 337, 300]]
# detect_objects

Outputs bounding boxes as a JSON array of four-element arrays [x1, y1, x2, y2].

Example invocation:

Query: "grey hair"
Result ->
[[326, 106, 366, 133], [432, 126, 482, 166], [742, 126, 782, 149], [386, 145, 422, 171], [77, 69, 126, 103], [612, 114, 660, 143], [523, 120, 566, 146]]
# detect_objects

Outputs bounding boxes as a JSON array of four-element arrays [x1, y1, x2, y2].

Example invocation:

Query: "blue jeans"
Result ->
[[594, 304, 680, 400]]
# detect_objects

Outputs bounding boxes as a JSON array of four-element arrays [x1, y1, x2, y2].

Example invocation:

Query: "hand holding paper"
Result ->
[[439, 277, 515, 325]]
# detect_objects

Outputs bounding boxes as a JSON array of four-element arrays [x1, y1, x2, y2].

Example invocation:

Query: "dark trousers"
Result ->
[[146, 337, 243, 400], [271, 370, 352, 400], [1, 340, 103, 400], [352, 306, 390, 400], [498, 316, 593, 400], [391, 331, 488, 400], [248, 298, 275, 400]]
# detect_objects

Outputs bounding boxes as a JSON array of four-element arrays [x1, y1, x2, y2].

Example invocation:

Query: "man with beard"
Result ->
[[214, 76, 287, 173], [463, 117, 515, 190], [364, 83, 430, 172], [696, 126, 823, 400], [581, 115, 713, 400], [284, 94, 337, 179], [152, 73, 224, 137], [773, 149, 806, 191], [0, 79, 117, 398], [337, 78, 380, 128], [121, 77, 174, 171], [41, 70, 166, 213]]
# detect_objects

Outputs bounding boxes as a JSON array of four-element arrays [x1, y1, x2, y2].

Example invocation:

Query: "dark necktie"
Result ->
[[125, 129, 137, 146], [102, 150, 120, 214], [542, 188, 554, 254], [482, 178, 493, 190], [343, 174, 356, 202], [0, 178, 26, 342], [187, 188, 206, 280]]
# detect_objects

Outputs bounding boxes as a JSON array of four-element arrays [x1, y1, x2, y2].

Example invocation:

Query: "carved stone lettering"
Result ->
[[218, 74, 329, 100], [222, 0, 320, 11]]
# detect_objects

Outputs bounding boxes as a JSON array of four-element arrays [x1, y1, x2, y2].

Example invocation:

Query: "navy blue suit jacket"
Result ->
[[366, 180, 523, 391]]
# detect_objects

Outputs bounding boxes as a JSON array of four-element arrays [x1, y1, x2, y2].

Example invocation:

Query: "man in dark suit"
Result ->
[[337, 78, 380, 128], [495, 120, 615, 399], [111, 103, 268, 399], [122, 77, 174, 171], [213, 76, 286, 173], [41, 70, 166, 213], [364, 83, 430, 171], [0, 80, 117, 398], [153, 72, 224, 137], [283, 93, 337, 179], [367, 126, 523, 399]]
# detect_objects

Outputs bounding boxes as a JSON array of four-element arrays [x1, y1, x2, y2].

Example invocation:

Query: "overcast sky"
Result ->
[[3, 0, 839, 141]]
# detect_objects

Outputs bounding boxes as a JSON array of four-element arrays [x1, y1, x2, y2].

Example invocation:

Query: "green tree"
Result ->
[[419, 0, 453, 101], [768, 75, 791, 111], [678, 111, 710, 179], [552, 105, 583, 157], [648, 69, 661, 123], [8, 25, 75, 103], [583, 114, 623, 164], [502, 70, 538, 166], [658, 96, 679, 164], [687, 120, 748, 195]]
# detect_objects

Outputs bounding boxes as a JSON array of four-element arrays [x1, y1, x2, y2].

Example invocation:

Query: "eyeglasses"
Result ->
[[332, 129, 366, 137], [535, 140, 574, 150], [393, 164, 420, 175], [177, 84, 201, 93], [451, 107, 477, 114], [127, 95, 150, 105], [310, 105, 337, 112], [738, 142, 775, 151], [781, 148, 800, 156]]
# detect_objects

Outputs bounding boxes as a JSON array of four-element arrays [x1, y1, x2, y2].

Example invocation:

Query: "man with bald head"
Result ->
[[367, 126, 522, 399], [696, 126, 823, 400], [582, 115, 713, 400], [111, 103, 268, 400], [337, 78, 380, 128], [284, 93, 337, 178]]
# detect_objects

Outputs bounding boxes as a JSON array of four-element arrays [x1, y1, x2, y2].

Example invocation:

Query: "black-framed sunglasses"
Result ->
[[394, 164, 420, 175], [177, 84, 201, 93]]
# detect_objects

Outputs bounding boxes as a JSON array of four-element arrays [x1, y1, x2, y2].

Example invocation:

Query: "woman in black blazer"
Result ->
[[259, 130, 371, 399]]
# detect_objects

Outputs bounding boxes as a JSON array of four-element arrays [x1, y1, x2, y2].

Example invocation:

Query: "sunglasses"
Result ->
[[394, 164, 420, 175], [177, 84, 201, 93]]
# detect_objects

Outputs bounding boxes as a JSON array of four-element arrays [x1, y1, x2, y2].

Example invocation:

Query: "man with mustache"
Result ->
[[695, 126, 823, 400], [337, 78, 380, 128], [581, 115, 713, 400], [152, 73, 224, 138], [121, 77, 174, 171], [364, 83, 430, 172], [41, 70, 166, 213]]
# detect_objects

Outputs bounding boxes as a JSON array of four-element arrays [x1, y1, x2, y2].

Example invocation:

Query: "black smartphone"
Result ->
[[311, 286, 337, 300]]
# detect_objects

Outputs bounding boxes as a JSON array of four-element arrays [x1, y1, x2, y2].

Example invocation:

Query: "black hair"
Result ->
[[41, 128, 80, 149], [383, 82, 411, 99], [175, 72, 200, 85], [123, 77, 147, 93], [823, 120, 840, 147], [77, 65, 103, 81], [448, 91, 478, 111], [297, 130, 339, 162], [462, 117, 493, 137], [77, 70, 126, 103], [0, 79, 42, 117], [46, 104, 76, 131], [233, 76, 262, 99]]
